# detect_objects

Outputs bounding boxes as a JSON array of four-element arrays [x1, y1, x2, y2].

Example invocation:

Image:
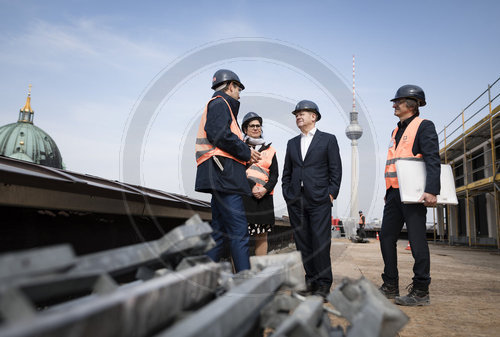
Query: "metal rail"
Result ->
[[0, 156, 211, 220], [439, 76, 500, 137]]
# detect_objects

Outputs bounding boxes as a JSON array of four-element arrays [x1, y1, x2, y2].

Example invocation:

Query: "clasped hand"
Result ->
[[252, 185, 267, 199], [249, 148, 261, 164]]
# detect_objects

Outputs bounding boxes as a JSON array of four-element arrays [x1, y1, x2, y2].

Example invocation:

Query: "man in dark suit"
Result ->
[[282, 100, 342, 300]]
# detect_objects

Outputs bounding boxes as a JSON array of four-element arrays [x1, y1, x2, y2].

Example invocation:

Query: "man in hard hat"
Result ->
[[379, 85, 440, 306], [195, 69, 261, 272], [357, 210, 366, 239], [282, 100, 342, 300]]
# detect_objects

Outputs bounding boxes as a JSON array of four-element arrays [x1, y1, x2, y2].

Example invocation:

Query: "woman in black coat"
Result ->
[[241, 112, 278, 256]]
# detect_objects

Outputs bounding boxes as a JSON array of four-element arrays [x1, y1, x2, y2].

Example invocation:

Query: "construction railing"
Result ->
[[438, 77, 500, 152]]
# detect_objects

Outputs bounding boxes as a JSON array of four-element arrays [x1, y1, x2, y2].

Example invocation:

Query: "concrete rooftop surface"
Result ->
[[326, 238, 500, 336]]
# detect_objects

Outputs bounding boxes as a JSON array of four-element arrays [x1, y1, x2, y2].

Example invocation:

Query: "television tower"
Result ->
[[345, 55, 363, 218]]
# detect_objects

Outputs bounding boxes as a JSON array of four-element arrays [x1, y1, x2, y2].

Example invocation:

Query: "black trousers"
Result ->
[[287, 195, 332, 287], [380, 188, 430, 289]]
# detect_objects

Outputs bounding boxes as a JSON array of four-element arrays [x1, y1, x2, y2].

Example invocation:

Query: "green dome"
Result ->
[[0, 87, 64, 169]]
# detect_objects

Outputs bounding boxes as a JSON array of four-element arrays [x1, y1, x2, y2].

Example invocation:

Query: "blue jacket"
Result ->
[[195, 91, 251, 195], [282, 130, 342, 204]]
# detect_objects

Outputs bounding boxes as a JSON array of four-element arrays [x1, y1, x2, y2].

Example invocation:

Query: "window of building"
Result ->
[[453, 160, 464, 187], [474, 194, 488, 237], [471, 150, 485, 181], [495, 138, 500, 169], [457, 198, 467, 236]]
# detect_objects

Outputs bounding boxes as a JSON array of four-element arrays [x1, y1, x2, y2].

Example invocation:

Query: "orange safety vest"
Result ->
[[246, 146, 276, 195], [384, 116, 424, 190], [359, 214, 364, 225], [195, 96, 246, 166]]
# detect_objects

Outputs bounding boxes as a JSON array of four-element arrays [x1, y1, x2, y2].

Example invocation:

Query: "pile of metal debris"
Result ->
[[0, 215, 408, 337]]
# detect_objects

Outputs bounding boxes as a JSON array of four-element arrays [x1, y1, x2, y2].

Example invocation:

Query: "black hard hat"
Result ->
[[242, 112, 262, 129], [211, 69, 245, 90], [390, 85, 426, 107], [359, 210, 363, 214], [291, 100, 321, 121]]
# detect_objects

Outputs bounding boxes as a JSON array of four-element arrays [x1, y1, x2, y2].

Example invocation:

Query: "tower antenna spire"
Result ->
[[352, 55, 356, 112], [345, 55, 363, 219]]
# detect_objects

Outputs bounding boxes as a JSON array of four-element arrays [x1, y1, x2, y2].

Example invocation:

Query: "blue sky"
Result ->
[[1, 0, 499, 220]]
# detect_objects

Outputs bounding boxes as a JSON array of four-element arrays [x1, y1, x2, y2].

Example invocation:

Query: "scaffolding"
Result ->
[[438, 76, 500, 249]]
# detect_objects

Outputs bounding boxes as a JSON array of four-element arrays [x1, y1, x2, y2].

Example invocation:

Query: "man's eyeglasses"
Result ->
[[248, 124, 261, 129], [232, 82, 243, 92]]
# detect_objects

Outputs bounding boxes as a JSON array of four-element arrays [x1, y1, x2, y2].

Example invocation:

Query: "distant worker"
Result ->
[[379, 85, 440, 306], [282, 100, 342, 300], [241, 112, 278, 256], [195, 69, 261, 272], [357, 210, 366, 239]]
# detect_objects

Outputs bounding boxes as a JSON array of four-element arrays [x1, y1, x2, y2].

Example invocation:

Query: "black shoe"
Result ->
[[313, 285, 331, 302], [395, 284, 430, 306], [297, 283, 318, 296], [379, 282, 399, 299]]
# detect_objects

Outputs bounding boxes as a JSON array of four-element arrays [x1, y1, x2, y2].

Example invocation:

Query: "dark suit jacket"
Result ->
[[282, 129, 342, 205]]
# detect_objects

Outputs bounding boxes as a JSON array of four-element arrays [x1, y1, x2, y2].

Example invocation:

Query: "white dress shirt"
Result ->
[[300, 127, 317, 161]]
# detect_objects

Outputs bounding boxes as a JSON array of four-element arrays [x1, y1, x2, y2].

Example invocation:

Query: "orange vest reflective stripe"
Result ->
[[195, 96, 246, 166], [246, 146, 276, 195], [384, 117, 424, 190]]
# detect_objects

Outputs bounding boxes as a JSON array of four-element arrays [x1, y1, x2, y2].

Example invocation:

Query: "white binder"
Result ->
[[395, 159, 458, 205]]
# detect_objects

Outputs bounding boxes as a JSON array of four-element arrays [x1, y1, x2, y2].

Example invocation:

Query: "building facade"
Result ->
[[437, 79, 500, 248]]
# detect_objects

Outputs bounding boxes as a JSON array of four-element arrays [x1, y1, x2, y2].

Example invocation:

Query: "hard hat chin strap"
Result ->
[[214, 82, 229, 92]]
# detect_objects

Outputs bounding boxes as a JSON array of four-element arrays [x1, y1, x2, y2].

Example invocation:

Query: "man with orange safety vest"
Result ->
[[195, 69, 261, 272], [357, 210, 366, 239], [379, 85, 440, 306]]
